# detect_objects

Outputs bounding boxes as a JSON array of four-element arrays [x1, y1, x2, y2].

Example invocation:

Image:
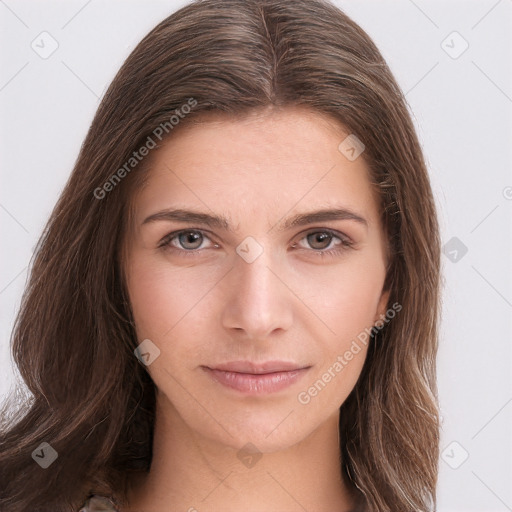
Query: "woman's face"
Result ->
[[124, 107, 390, 452]]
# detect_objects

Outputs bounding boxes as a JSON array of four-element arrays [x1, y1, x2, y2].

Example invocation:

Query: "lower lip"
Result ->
[[203, 367, 310, 394]]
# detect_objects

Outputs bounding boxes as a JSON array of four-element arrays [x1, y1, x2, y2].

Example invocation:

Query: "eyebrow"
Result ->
[[142, 207, 368, 232]]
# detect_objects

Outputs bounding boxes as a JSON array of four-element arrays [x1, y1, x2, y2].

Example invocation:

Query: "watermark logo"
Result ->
[[441, 441, 469, 469], [134, 338, 161, 366], [31, 31, 59, 59], [236, 236, 264, 263], [441, 31, 469, 60], [237, 442, 263, 468], [31, 441, 58, 469], [338, 134, 365, 161], [442, 236, 468, 263]]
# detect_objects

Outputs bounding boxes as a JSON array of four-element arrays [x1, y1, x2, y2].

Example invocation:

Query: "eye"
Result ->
[[159, 229, 218, 255], [292, 229, 354, 257]]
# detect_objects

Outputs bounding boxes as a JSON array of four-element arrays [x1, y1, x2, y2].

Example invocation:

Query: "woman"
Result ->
[[0, 0, 442, 511]]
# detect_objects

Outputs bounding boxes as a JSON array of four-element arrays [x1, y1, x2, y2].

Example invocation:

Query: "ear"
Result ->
[[374, 287, 391, 324]]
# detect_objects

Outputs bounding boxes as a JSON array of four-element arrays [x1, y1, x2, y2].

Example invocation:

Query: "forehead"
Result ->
[[131, 107, 381, 229]]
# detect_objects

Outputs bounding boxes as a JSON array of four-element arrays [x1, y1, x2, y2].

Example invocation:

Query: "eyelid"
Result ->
[[296, 227, 353, 245]]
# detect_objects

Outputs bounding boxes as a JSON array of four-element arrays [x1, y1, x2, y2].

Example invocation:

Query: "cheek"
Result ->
[[299, 254, 386, 338], [127, 261, 173, 337], [297, 254, 384, 400], [126, 252, 215, 338], [295, 267, 378, 410]]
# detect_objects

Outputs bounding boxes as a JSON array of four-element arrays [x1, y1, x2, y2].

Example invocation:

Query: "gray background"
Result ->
[[1, 0, 511, 510]]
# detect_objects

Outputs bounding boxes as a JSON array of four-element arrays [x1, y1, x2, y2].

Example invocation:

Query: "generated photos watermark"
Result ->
[[93, 97, 197, 200], [297, 301, 402, 405]]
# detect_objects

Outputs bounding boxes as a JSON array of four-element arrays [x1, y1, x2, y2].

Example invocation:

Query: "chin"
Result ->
[[205, 413, 313, 454]]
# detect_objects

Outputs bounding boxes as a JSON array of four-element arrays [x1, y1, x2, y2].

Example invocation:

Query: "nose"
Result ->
[[220, 245, 294, 341]]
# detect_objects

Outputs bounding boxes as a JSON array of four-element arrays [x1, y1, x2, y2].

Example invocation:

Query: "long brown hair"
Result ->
[[0, 0, 442, 510]]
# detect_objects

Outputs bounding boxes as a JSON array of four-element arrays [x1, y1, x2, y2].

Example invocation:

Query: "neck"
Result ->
[[124, 393, 359, 512]]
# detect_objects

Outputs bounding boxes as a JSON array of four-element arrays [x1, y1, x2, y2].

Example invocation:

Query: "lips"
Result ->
[[209, 360, 308, 374], [201, 360, 311, 394]]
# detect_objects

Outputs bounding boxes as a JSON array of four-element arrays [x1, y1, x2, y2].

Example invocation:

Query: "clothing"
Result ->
[[79, 495, 119, 512], [79, 493, 367, 511]]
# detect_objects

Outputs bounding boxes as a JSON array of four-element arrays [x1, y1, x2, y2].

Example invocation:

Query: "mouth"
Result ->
[[201, 360, 311, 394]]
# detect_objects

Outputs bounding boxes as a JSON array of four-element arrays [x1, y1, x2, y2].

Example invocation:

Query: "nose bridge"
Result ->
[[238, 247, 276, 302], [221, 240, 293, 337]]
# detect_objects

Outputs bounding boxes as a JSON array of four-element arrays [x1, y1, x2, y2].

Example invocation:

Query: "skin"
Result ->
[[122, 106, 390, 512]]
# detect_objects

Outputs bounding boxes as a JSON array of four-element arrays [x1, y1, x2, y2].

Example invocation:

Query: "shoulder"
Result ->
[[78, 495, 119, 512]]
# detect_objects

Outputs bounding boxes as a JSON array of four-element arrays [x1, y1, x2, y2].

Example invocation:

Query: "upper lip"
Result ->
[[206, 360, 310, 374]]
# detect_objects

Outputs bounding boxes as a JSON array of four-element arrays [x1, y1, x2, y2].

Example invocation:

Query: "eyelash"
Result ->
[[158, 228, 354, 259]]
